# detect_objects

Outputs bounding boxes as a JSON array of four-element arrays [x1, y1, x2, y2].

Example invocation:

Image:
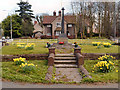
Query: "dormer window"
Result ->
[[56, 22, 61, 27]]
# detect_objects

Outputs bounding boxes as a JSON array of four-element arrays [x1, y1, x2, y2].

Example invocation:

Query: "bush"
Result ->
[[98, 54, 115, 62], [16, 43, 35, 50], [25, 43, 35, 50], [13, 57, 26, 65], [92, 42, 101, 46], [92, 55, 115, 73], [92, 61, 114, 73], [20, 63, 37, 73], [102, 42, 111, 48], [17, 43, 26, 48]]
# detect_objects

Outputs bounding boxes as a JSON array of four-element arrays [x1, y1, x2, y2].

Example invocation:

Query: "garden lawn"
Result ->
[[2, 39, 119, 55], [2, 60, 49, 83], [2, 59, 119, 83], [82, 60, 119, 83]]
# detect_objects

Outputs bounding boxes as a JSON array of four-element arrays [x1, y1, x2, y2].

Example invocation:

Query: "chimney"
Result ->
[[58, 10, 61, 16], [53, 11, 56, 16]]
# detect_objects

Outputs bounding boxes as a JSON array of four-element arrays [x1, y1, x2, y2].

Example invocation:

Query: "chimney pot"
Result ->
[[53, 11, 56, 16], [59, 10, 61, 16]]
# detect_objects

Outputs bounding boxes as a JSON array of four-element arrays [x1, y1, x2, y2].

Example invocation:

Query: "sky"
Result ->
[[0, 0, 71, 22], [0, 0, 119, 22]]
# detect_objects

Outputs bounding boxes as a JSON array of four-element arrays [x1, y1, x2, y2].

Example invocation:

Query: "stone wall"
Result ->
[[1, 53, 120, 62], [82, 53, 120, 60], [1, 54, 48, 62]]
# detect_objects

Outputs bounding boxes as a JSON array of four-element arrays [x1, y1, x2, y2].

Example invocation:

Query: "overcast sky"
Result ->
[[0, 0, 119, 22], [0, 0, 71, 22]]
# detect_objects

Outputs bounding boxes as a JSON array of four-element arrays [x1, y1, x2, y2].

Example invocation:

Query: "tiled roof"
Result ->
[[43, 15, 76, 24], [64, 16, 76, 24], [43, 16, 57, 24]]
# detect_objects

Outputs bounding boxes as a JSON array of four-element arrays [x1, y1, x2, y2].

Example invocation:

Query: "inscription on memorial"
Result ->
[[58, 37, 68, 44]]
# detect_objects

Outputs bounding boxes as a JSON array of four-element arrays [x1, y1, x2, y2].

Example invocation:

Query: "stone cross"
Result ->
[[61, 7, 65, 34]]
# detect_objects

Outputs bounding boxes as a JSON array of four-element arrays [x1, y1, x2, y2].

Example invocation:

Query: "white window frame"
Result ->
[[56, 22, 61, 27], [55, 31, 61, 36], [68, 24, 72, 27], [47, 25, 51, 27]]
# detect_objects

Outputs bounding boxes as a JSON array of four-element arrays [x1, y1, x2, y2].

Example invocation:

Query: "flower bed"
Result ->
[[20, 63, 37, 73], [16, 43, 35, 50], [13, 57, 37, 73], [92, 55, 117, 73], [59, 42, 64, 45], [13, 57, 27, 65], [92, 42, 101, 46], [102, 42, 111, 48]]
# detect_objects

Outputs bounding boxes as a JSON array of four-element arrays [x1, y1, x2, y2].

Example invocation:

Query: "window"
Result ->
[[47, 25, 51, 27], [47, 33, 51, 36], [68, 24, 72, 27], [56, 22, 61, 27], [55, 31, 61, 36]]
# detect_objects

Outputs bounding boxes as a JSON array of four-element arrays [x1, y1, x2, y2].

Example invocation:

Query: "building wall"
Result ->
[[51, 16, 67, 38], [67, 24, 75, 36]]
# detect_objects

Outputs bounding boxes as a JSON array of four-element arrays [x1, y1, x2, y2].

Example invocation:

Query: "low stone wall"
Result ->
[[82, 53, 120, 60], [1, 54, 48, 62], [1, 53, 120, 62]]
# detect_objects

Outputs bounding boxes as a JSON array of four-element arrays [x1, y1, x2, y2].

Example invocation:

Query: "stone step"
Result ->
[[54, 64, 78, 68], [55, 54, 75, 57], [54, 60, 76, 64], [55, 57, 76, 60]]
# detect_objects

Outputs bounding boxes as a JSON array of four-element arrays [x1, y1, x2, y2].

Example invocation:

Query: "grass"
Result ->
[[2, 60, 49, 83], [2, 59, 119, 84], [81, 60, 119, 83], [2, 39, 119, 55]]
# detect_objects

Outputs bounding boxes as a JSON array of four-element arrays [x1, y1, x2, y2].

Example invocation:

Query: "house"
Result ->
[[34, 11, 76, 39], [42, 11, 76, 39], [33, 10, 98, 39]]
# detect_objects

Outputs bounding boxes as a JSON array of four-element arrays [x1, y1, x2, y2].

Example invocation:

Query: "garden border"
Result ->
[[1, 53, 120, 62]]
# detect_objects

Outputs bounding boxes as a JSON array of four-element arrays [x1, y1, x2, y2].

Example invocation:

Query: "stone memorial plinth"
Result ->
[[57, 34, 68, 44]]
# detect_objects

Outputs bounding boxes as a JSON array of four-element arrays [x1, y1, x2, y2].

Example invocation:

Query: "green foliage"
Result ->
[[2, 14, 22, 38], [15, 1, 34, 20], [19, 63, 36, 73], [13, 57, 26, 65], [84, 60, 119, 83], [15, 0, 34, 36], [2, 60, 48, 83], [2, 39, 119, 55]]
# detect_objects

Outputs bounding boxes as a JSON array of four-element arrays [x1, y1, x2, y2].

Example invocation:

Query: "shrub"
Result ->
[[102, 42, 111, 48], [98, 55, 115, 62], [92, 42, 101, 46], [92, 55, 115, 73], [25, 43, 35, 50], [16, 43, 26, 48], [20, 63, 37, 73], [13, 57, 26, 65], [92, 61, 114, 73]]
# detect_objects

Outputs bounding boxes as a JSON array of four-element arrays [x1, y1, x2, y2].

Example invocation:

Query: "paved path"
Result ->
[[1, 81, 118, 88], [55, 68, 82, 83]]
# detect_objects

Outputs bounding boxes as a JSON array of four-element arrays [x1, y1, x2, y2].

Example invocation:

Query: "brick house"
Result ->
[[34, 11, 98, 39], [42, 11, 76, 39]]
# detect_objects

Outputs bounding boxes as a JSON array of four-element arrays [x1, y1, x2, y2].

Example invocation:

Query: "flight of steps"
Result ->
[[54, 54, 78, 68]]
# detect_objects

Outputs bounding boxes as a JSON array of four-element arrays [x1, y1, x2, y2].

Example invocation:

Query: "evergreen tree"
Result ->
[[15, 0, 34, 36]]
